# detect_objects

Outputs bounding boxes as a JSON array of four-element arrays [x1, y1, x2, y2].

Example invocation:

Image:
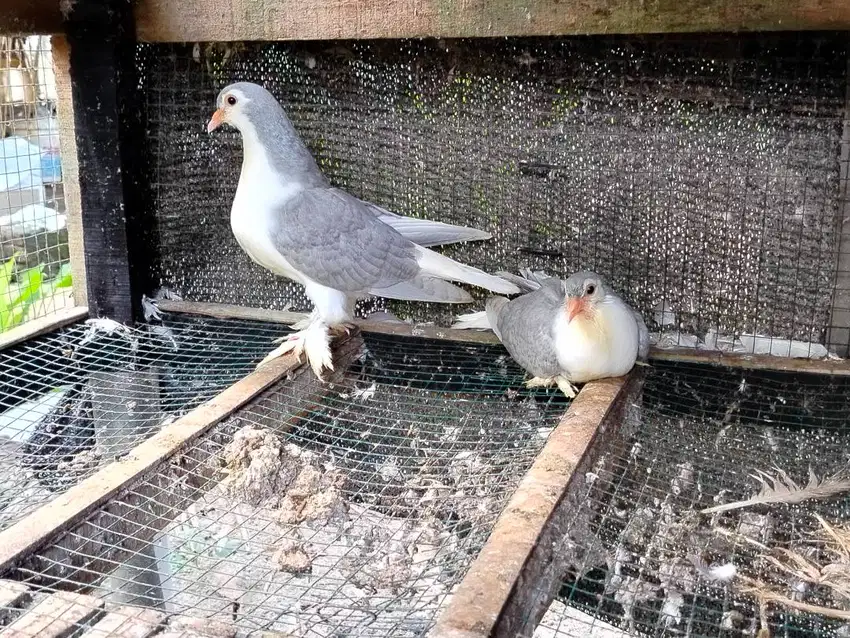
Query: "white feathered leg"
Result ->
[[524, 375, 578, 398], [258, 319, 334, 377], [555, 375, 579, 399]]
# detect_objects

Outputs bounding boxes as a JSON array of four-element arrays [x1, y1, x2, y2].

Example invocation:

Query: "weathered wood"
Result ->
[[0, 331, 363, 589], [828, 50, 850, 357], [50, 37, 87, 310], [132, 0, 850, 42], [0, 580, 30, 625], [0, 350, 301, 577], [80, 607, 165, 638], [0, 306, 87, 352], [157, 300, 850, 374], [6, 0, 850, 40], [0, 591, 103, 638], [429, 370, 644, 638], [63, 0, 152, 323]]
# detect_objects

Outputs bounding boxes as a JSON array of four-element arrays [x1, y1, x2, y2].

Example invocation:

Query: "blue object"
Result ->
[[41, 151, 62, 183]]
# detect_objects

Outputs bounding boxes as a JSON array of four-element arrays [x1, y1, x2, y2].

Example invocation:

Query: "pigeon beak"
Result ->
[[566, 297, 588, 323], [207, 109, 224, 133]]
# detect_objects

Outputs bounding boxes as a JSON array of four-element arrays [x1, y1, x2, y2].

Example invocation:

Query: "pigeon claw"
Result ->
[[524, 375, 579, 399], [257, 333, 306, 368], [555, 376, 579, 399]]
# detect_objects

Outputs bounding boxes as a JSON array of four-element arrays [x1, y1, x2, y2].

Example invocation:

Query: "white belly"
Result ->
[[553, 302, 638, 383], [230, 159, 304, 283]]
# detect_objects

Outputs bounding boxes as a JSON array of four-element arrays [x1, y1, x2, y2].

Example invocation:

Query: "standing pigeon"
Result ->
[[207, 82, 519, 377], [452, 270, 649, 397]]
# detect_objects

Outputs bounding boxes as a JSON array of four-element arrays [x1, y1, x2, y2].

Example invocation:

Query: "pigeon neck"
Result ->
[[242, 112, 328, 189]]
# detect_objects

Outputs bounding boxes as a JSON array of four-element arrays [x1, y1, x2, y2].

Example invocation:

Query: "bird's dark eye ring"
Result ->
[[585, 284, 596, 296], [226, 95, 237, 106]]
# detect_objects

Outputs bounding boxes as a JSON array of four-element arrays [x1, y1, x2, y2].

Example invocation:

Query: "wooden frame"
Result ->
[[157, 300, 850, 375], [4, 0, 850, 40]]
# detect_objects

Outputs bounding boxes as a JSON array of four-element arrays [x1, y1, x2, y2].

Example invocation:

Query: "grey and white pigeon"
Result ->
[[452, 269, 649, 397], [207, 82, 519, 377]]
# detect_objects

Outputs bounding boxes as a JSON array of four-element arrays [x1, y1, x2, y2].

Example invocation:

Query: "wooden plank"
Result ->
[[62, 0, 148, 324], [80, 607, 165, 638], [50, 36, 87, 310], [429, 370, 644, 638], [0, 331, 363, 589], [0, 591, 103, 638], [0, 581, 31, 625], [133, 0, 850, 43], [0, 306, 87, 352], [157, 300, 850, 374], [828, 48, 850, 357], [0, 350, 302, 576]]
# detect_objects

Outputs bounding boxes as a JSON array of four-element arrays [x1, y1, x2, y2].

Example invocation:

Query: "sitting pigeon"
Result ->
[[207, 82, 519, 377], [452, 269, 649, 397]]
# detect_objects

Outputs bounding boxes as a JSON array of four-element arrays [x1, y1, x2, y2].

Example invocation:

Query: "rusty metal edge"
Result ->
[[428, 370, 645, 638], [158, 300, 850, 374]]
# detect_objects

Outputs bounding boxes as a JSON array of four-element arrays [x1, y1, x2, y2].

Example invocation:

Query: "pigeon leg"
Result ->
[[555, 376, 579, 399], [258, 320, 334, 377], [525, 376, 557, 388]]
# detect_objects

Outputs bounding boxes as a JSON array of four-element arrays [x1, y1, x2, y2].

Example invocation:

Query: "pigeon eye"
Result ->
[[226, 95, 237, 106], [585, 284, 596, 296]]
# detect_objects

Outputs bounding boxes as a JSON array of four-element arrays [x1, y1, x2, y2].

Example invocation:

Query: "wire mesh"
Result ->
[[135, 33, 849, 355], [2, 317, 566, 637], [535, 361, 850, 638], [0, 35, 71, 332], [0, 312, 294, 533]]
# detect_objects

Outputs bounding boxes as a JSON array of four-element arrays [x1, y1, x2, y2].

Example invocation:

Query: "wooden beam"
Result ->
[[133, 0, 850, 42], [429, 370, 645, 638], [0, 305, 88, 352], [828, 48, 850, 358], [0, 331, 364, 586], [156, 300, 850, 374], [0, 350, 301, 577], [51, 36, 87, 310]]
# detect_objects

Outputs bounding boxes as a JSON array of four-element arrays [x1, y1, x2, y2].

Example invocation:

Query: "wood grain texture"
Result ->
[[0, 306, 88, 352], [4, 0, 850, 39], [429, 371, 644, 638], [47, 37, 88, 309]]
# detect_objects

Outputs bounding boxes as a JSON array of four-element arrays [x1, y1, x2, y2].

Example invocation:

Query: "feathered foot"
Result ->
[[258, 320, 334, 378], [524, 375, 578, 399]]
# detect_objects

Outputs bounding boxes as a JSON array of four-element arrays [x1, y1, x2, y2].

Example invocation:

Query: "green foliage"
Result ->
[[0, 256, 73, 332]]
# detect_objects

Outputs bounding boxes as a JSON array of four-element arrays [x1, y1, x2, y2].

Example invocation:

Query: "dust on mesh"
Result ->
[[537, 361, 850, 638], [0, 313, 289, 532], [137, 33, 847, 351], [0, 36, 72, 331], [9, 328, 566, 637]]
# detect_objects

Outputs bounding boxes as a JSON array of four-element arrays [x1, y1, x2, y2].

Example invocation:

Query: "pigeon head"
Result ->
[[206, 81, 326, 186], [207, 82, 283, 134], [562, 271, 607, 323]]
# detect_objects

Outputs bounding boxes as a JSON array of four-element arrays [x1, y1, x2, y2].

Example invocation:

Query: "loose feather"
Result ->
[[702, 467, 850, 514]]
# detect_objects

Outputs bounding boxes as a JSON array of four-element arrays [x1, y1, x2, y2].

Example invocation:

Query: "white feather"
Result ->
[[415, 246, 520, 295], [451, 310, 491, 330], [375, 214, 491, 247]]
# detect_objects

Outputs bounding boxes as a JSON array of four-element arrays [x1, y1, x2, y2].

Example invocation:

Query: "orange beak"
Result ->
[[207, 108, 224, 133], [566, 297, 588, 323]]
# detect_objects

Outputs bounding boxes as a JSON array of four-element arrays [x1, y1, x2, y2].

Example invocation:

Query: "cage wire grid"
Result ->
[[3, 316, 566, 638], [138, 32, 849, 355], [535, 361, 850, 638], [0, 35, 71, 331], [0, 313, 297, 532]]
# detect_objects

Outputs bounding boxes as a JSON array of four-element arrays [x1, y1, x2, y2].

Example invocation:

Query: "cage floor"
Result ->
[[4, 321, 567, 637], [0, 313, 295, 532], [537, 361, 850, 638]]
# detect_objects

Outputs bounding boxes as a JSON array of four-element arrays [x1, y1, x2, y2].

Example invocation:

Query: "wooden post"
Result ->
[[61, 0, 154, 323], [828, 47, 850, 357]]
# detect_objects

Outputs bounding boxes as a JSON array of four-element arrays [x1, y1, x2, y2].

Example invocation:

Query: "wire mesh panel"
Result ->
[[2, 326, 565, 637], [535, 361, 850, 638], [0, 313, 292, 533], [136, 33, 849, 354], [0, 36, 72, 331]]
